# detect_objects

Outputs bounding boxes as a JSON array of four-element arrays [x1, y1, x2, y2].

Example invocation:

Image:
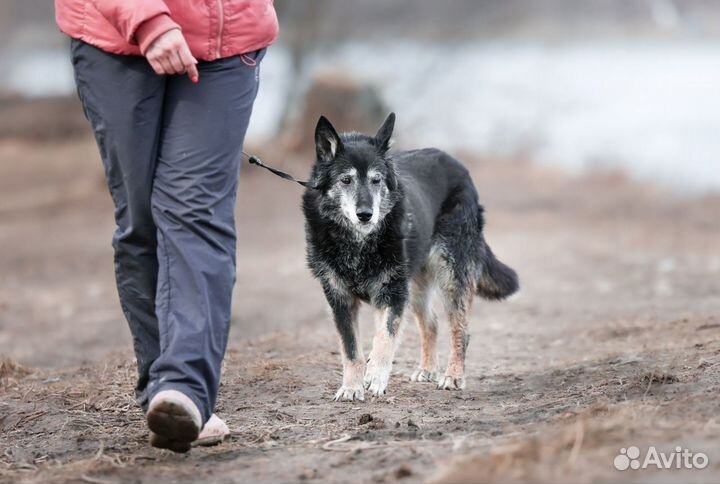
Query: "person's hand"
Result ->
[[145, 29, 199, 83]]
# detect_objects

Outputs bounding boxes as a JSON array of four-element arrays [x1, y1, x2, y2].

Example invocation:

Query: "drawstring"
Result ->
[[240, 54, 257, 67], [242, 151, 316, 189]]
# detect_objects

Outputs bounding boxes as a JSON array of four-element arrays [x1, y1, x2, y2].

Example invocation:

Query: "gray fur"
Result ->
[[302, 113, 518, 399]]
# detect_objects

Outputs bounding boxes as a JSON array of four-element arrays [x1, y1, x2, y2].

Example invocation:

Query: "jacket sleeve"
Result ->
[[91, 0, 181, 53]]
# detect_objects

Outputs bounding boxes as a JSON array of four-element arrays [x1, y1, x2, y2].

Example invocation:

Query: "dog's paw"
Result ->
[[334, 385, 365, 402], [364, 364, 391, 397], [410, 368, 439, 383], [437, 375, 466, 391]]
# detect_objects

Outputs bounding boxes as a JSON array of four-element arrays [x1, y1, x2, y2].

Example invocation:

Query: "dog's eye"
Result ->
[[340, 176, 352, 185], [371, 176, 382, 185]]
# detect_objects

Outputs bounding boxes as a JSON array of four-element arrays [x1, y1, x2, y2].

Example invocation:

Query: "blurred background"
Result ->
[[2, 0, 719, 385], [2, 0, 720, 374], [2, 2, 720, 482], [2, 0, 719, 371], [2, 0, 720, 189]]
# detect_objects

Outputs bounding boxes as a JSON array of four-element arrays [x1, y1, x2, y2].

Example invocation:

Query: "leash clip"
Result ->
[[243, 151, 316, 189]]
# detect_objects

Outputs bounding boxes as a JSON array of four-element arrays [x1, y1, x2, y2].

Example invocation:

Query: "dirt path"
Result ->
[[1, 138, 719, 483]]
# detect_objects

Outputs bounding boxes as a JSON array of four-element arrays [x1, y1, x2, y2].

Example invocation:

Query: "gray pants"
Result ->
[[71, 40, 263, 424]]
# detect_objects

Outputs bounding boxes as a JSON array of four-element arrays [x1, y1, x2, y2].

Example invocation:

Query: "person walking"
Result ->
[[54, 0, 279, 452]]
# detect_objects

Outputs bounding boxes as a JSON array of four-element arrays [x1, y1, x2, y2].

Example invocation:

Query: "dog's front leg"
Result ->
[[365, 305, 404, 397], [366, 279, 408, 396], [323, 283, 365, 401]]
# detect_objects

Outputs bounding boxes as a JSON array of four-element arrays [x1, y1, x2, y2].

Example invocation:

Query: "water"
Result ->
[[291, 41, 720, 192], [3, 49, 76, 97], [7, 42, 720, 192]]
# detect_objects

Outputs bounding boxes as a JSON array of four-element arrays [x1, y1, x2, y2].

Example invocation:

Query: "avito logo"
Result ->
[[614, 446, 708, 471]]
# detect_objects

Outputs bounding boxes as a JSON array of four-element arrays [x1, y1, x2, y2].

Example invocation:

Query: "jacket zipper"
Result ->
[[215, 0, 224, 59]]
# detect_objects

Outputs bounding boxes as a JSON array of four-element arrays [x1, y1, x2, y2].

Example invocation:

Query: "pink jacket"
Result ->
[[55, 0, 279, 61]]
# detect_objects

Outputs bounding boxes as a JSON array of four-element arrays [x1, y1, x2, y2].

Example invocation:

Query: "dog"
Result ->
[[302, 113, 518, 401]]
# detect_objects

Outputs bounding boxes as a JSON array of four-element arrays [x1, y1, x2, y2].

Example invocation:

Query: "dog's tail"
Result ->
[[475, 207, 519, 300], [477, 242, 519, 300]]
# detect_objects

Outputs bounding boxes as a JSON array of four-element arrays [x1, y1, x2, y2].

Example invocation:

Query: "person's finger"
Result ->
[[186, 63, 199, 83], [169, 50, 186, 74], [178, 44, 199, 83], [158, 56, 176, 75], [162, 54, 180, 75], [148, 58, 165, 75]]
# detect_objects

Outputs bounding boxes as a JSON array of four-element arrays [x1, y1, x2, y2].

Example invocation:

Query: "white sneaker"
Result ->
[[147, 390, 202, 453], [193, 414, 230, 447]]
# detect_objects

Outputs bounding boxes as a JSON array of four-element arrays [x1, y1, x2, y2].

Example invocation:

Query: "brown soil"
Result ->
[[1, 136, 719, 484]]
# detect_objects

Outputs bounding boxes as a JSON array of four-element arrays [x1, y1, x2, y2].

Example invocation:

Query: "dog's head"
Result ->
[[309, 113, 401, 236]]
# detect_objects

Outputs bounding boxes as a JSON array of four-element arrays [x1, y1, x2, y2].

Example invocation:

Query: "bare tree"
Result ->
[[273, 0, 329, 135]]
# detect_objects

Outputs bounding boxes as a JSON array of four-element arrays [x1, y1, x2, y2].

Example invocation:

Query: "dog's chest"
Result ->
[[320, 239, 399, 300]]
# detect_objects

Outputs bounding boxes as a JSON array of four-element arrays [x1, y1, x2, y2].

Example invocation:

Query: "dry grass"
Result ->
[[2, 137, 720, 483]]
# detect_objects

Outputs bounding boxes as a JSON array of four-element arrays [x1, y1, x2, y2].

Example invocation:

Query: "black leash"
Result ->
[[242, 151, 315, 189]]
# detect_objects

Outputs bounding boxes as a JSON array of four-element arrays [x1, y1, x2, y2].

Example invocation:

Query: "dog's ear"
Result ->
[[385, 163, 398, 191], [374, 112, 395, 154], [315, 116, 343, 163]]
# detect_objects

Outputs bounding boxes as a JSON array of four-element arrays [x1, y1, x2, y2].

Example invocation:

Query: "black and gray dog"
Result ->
[[302, 113, 518, 401]]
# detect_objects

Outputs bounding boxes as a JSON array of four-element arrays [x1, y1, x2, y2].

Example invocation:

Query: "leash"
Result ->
[[241, 151, 316, 189]]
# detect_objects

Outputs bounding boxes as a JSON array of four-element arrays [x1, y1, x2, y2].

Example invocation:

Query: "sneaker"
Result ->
[[193, 414, 230, 447], [147, 390, 202, 453]]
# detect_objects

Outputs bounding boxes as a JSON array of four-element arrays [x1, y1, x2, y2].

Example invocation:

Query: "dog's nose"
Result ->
[[356, 207, 373, 222]]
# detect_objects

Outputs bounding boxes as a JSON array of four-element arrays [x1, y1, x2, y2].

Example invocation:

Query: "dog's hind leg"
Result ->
[[438, 286, 474, 390], [409, 278, 439, 383], [323, 282, 365, 401]]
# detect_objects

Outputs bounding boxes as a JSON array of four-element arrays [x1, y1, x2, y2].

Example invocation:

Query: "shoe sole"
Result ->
[[147, 400, 200, 453], [192, 435, 226, 447], [150, 432, 192, 453]]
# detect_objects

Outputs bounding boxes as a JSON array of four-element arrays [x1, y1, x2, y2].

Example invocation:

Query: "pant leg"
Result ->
[[70, 40, 165, 410], [147, 50, 264, 423]]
